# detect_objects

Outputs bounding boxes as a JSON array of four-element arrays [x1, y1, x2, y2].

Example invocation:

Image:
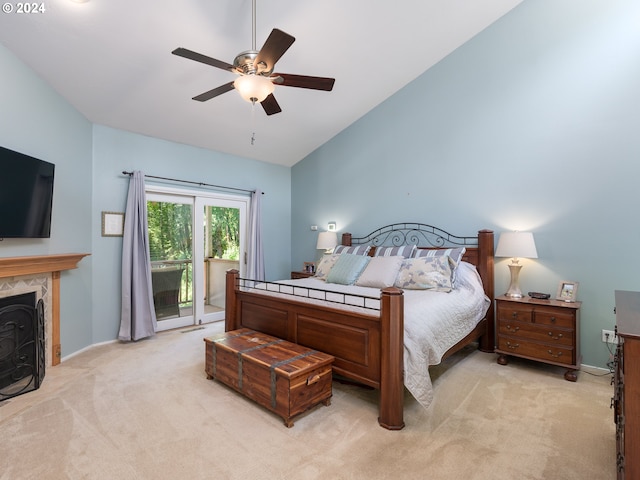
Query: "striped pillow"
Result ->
[[333, 245, 371, 256], [412, 247, 466, 265], [373, 245, 416, 258]]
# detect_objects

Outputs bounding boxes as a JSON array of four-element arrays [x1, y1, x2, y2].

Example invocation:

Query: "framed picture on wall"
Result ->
[[102, 211, 125, 237], [556, 281, 579, 302], [303, 262, 315, 274]]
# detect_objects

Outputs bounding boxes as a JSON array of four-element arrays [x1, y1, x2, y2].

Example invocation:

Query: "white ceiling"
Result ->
[[0, 0, 522, 167]]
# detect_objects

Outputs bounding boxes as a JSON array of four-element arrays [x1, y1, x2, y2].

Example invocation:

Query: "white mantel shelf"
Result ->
[[0, 253, 89, 365]]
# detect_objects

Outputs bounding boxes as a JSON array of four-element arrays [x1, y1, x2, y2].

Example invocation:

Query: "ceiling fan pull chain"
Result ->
[[251, 101, 256, 145]]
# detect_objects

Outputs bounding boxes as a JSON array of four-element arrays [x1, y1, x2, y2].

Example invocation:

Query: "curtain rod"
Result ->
[[122, 171, 264, 195]]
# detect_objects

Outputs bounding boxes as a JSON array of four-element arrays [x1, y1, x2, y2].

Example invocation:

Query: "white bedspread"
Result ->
[[245, 262, 489, 409]]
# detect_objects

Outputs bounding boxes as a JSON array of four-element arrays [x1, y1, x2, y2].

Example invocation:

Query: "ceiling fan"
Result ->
[[171, 0, 335, 116]]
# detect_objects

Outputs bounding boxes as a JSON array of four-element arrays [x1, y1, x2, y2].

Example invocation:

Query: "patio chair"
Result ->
[[151, 268, 184, 319]]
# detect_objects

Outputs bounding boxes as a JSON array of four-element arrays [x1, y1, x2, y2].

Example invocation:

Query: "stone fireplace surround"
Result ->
[[0, 254, 88, 367]]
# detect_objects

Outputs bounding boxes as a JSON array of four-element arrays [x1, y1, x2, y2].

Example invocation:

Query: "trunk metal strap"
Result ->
[[270, 350, 317, 409], [237, 339, 285, 389], [210, 330, 255, 378]]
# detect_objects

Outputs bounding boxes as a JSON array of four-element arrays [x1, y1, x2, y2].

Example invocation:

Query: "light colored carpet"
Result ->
[[0, 321, 616, 480]]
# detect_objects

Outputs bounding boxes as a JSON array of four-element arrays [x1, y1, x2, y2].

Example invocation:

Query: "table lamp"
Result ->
[[316, 231, 338, 253], [495, 231, 538, 298]]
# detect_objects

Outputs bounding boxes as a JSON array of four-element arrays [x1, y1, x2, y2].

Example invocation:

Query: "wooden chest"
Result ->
[[204, 328, 334, 427]]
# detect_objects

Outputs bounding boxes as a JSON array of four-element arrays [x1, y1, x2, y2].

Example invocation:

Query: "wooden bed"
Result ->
[[225, 223, 495, 430]]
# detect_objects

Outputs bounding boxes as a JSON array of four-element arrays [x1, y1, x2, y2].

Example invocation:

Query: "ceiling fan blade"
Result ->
[[272, 73, 335, 91], [192, 81, 235, 102], [254, 29, 295, 74], [172, 48, 235, 72], [261, 94, 282, 116]]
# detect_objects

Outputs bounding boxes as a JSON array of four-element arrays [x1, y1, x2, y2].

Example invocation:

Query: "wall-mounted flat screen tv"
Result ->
[[0, 145, 55, 238]]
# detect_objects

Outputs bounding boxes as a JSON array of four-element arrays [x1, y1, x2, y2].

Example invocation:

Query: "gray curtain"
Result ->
[[118, 171, 157, 341], [246, 189, 265, 281]]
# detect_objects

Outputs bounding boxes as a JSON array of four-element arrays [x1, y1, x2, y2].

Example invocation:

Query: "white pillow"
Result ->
[[355, 256, 404, 288]]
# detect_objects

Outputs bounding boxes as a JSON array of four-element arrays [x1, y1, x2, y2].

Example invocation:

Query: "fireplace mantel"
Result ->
[[0, 253, 89, 279], [0, 253, 89, 365]]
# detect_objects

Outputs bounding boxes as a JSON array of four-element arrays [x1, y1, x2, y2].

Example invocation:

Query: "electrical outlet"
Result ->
[[602, 329, 619, 344]]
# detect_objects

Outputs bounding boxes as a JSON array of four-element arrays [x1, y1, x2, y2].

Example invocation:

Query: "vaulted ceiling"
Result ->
[[0, 0, 523, 166]]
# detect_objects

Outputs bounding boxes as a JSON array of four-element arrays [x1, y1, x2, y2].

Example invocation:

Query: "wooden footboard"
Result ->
[[225, 269, 405, 430]]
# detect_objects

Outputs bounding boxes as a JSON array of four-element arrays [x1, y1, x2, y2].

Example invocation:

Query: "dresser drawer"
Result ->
[[497, 304, 533, 323], [533, 307, 575, 329], [497, 336, 575, 365], [498, 320, 574, 346]]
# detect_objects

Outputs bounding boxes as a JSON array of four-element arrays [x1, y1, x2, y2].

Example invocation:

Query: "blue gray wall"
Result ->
[[292, 0, 640, 368], [0, 44, 94, 357]]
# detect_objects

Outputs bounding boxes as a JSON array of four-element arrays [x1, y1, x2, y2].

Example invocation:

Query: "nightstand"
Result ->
[[495, 295, 582, 381], [291, 271, 314, 279]]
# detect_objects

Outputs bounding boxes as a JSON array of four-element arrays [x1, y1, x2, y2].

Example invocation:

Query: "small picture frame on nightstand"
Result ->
[[556, 281, 579, 302], [303, 262, 315, 274]]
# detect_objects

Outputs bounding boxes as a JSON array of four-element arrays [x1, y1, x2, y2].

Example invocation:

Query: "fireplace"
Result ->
[[0, 253, 88, 371], [0, 292, 45, 401]]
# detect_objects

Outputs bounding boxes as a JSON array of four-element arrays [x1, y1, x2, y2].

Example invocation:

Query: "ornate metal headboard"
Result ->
[[341, 222, 495, 347], [341, 223, 479, 249]]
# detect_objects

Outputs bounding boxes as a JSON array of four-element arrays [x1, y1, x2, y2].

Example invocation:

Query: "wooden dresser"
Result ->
[[495, 295, 581, 381], [613, 290, 640, 479]]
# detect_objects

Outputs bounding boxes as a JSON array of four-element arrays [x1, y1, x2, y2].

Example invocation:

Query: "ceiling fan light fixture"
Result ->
[[233, 74, 274, 103]]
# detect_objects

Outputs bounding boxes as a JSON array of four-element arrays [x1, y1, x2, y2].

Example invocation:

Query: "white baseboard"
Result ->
[[60, 339, 118, 363]]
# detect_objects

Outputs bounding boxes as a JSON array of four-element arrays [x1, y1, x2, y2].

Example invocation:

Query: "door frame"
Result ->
[[146, 184, 249, 330]]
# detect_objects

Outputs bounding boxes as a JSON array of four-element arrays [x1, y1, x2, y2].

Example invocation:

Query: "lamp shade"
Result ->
[[495, 232, 538, 259], [233, 74, 275, 103], [316, 231, 338, 250]]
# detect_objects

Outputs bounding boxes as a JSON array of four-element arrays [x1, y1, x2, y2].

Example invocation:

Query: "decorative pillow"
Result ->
[[333, 245, 371, 256], [355, 256, 404, 288], [412, 247, 466, 265], [325, 254, 371, 285], [394, 256, 454, 292], [412, 247, 466, 285], [373, 245, 416, 258], [315, 254, 339, 280]]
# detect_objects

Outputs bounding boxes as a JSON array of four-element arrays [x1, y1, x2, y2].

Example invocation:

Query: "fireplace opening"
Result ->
[[0, 292, 45, 401]]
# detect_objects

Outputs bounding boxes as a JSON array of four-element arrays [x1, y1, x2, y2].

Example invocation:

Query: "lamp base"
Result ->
[[504, 264, 523, 298]]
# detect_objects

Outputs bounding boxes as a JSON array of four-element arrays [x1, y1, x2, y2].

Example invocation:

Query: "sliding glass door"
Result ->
[[146, 189, 247, 331], [194, 197, 246, 324]]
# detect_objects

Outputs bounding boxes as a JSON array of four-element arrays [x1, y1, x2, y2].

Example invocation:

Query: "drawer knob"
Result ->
[[506, 325, 520, 332], [550, 316, 556, 323], [506, 341, 520, 350], [511, 312, 518, 319], [547, 349, 563, 358], [548, 332, 563, 340]]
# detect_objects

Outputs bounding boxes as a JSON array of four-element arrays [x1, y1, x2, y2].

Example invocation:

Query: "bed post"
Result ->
[[225, 269, 240, 332], [341, 232, 352, 246], [378, 286, 405, 430], [477, 230, 495, 353]]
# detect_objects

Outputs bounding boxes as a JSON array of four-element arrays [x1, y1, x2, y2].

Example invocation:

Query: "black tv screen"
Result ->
[[0, 146, 55, 238]]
